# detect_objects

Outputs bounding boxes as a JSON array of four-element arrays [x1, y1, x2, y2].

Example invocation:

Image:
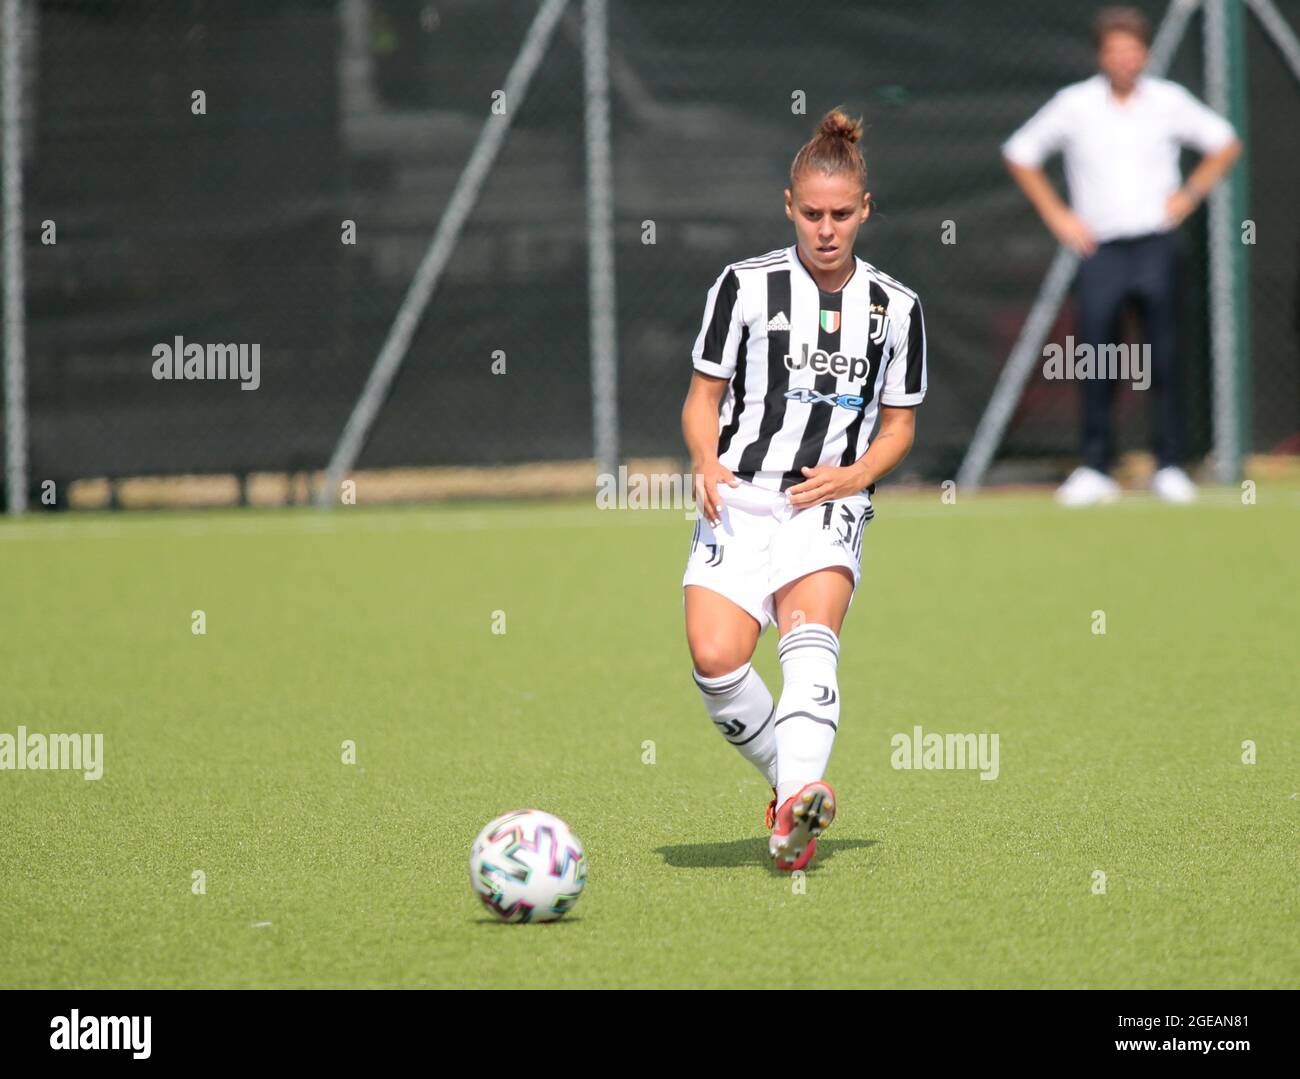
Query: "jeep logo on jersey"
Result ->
[[783, 342, 869, 383]]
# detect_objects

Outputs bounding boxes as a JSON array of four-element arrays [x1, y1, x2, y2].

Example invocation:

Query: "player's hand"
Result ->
[[692, 460, 739, 527], [785, 465, 863, 510], [1164, 189, 1198, 228], [1048, 208, 1097, 257]]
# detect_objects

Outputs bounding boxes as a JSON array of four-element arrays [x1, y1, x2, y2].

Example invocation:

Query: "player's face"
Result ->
[[1097, 31, 1147, 92], [784, 171, 871, 275]]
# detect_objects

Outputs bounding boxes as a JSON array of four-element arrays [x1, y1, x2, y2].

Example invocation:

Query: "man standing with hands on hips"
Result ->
[[1003, 5, 1242, 505]]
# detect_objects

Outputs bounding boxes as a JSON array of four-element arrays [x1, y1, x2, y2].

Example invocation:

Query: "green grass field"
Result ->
[[1, 487, 1297, 988]]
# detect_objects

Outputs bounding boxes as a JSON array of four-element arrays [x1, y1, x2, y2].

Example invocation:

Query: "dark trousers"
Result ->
[[1074, 230, 1184, 472]]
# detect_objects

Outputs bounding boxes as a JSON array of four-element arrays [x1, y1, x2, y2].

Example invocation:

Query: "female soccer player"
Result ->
[[681, 108, 926, 871]]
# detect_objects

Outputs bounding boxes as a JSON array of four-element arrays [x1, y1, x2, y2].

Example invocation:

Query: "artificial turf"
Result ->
[[1, 485, 1296, 988]]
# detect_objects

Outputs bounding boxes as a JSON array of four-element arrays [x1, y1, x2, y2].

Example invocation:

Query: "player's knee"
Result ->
[[689, 637, 753, 679]]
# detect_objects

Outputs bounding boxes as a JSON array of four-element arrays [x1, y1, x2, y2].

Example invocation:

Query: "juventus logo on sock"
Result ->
[[713, 717, 746, 739], [812, 684, 837, 706]]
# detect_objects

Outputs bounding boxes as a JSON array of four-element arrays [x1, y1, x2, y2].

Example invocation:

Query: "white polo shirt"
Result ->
[[1002, 73, 1237, 243]]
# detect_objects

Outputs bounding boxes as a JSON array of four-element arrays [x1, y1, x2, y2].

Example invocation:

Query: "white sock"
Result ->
[[693, 662, 777, 788], [774, 624, 840, 807]]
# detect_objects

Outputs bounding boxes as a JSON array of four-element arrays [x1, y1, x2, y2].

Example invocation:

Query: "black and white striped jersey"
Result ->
[[690, 244, 926, 494]]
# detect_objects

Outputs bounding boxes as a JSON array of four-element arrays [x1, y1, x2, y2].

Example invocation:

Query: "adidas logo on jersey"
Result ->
[[766, 310, 791, 332], [784, 342, 869, 382]]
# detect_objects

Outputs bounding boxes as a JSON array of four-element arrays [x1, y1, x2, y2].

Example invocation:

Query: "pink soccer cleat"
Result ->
[[769, 781, 836, 871]]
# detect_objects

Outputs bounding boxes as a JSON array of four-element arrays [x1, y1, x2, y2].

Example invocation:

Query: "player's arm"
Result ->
[[682, 371, 738, 527], [1004, 159, 1096, 257], [1002, 90, 1095, 256], [850, 405, 915, 489], [1167, 86, 1242, 226], [789, 406, 918, 509], [1167, 138, 1242, 225]]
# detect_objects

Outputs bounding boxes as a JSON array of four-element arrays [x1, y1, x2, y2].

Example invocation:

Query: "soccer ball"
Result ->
[[469, 809, 588, 923]]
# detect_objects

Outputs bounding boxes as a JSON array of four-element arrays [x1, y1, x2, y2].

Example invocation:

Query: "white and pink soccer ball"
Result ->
[[469, 809, 588, 923]]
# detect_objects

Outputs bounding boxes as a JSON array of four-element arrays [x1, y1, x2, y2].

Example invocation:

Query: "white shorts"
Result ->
[[681, 479, 874, 635]]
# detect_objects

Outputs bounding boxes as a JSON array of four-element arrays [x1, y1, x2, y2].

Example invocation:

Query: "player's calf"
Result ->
[[773, 622, 841, 808], [692, 661, 778, 788]]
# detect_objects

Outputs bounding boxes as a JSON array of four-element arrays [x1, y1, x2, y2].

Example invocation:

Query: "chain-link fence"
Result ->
[[2, 0, 1297, 505]]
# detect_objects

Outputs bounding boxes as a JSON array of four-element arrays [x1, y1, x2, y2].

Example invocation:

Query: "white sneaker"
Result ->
[[1152, 466, 1197, 503], [1055, 466, 1121, 507]]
